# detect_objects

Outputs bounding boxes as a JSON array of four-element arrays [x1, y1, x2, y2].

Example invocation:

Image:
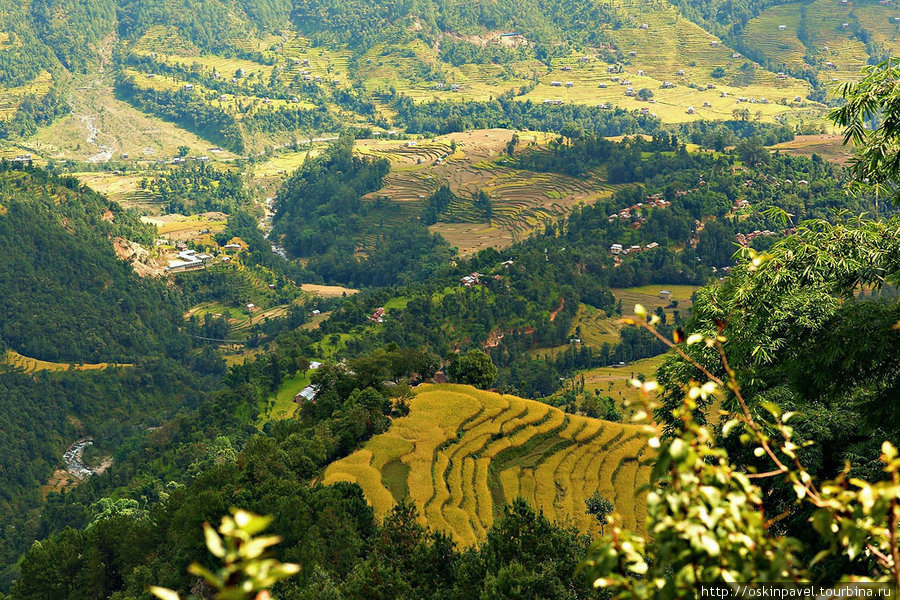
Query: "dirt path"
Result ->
[[549, 298, 565, 322]]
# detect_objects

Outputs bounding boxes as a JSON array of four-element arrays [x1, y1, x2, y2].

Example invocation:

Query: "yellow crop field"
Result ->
[[2, 350, 131, 373], [323, 384, 653, 544]]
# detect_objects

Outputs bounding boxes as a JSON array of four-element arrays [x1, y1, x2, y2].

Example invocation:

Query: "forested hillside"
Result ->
[[0, 165, 188, 363]]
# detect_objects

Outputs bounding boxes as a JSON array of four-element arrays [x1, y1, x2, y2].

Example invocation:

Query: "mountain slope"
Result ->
[[324, 383, 653, 545]]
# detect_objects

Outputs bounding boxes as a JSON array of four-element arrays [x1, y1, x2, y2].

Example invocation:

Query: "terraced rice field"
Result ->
[[2, 350, 130, 372], [804, 0, 869, 83], [323, 384, 654, 545], [854, 2, 900, 56], [578, 355, 668, 411], [0, 71, 53, 121], [740, 6, 808, 71], [511, 0, 813, 123], [358, 129, 613, 254], [613, 283, 698, 319]]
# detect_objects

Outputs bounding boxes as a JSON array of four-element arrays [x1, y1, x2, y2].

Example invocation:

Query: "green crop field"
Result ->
[[740, 6, 807, 72], [323, 383, 654, 545]]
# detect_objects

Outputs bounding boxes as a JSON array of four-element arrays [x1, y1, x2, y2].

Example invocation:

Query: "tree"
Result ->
[[637, 88, 653, 101], [830, 59, 900, 203], [582, 311, 900, 595], [447, 349, 498, 389], [735, 137, 769, 166], [177, 145, 190, 157], [584, 492, 613, 534]]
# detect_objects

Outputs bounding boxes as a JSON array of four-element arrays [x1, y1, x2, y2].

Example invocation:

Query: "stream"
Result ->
[[63, 437, 97, 480], [262, 197, 288, 259]]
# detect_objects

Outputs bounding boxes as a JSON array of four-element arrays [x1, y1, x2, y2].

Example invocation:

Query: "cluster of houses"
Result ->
[[165, 248, 214, 273], [607, 195, 671, 224], [434, 82, 463, 91], [743, 176, 809, 188], [736, 96, 770, 104], [8, 154, 32, 165], [609, 241, 660, 256], [735, 229, 778, 247], [171, 154, 210, 165], [460, 272, 483, 287], [461, 260, 514, 287]]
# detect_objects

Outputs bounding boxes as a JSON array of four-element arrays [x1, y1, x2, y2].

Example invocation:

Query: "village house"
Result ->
[[369, 307, 386, 323], [460, 272, 483, 286], [294, 385, 318, 403], [659, 290, 672, 301]]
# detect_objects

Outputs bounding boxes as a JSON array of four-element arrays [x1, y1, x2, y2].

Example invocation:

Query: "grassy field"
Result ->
[[300, 283, 359, 298], [260, 370, 311, 423], [26, 66, 227, 162], [2, 350, 131, 372], [323, 383, 653, 545]]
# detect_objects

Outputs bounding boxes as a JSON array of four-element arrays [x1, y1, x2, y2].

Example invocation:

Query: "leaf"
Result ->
[[203, 523, 226, 558], [149, 587, 181, 600], [240, 535, 283, 560], [721, 419, 739, 438], [188, 562, 222, 587]]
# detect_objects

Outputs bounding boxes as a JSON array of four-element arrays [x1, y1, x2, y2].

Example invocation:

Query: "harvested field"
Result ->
[[300, 283, 359, 297], [769, 134, 854, 166], [323, 383, 653, 545], [2, 350, 131, 373]]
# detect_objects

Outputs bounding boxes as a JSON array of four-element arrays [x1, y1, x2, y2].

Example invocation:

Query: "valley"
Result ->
[[0, 1, 898, 597]]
